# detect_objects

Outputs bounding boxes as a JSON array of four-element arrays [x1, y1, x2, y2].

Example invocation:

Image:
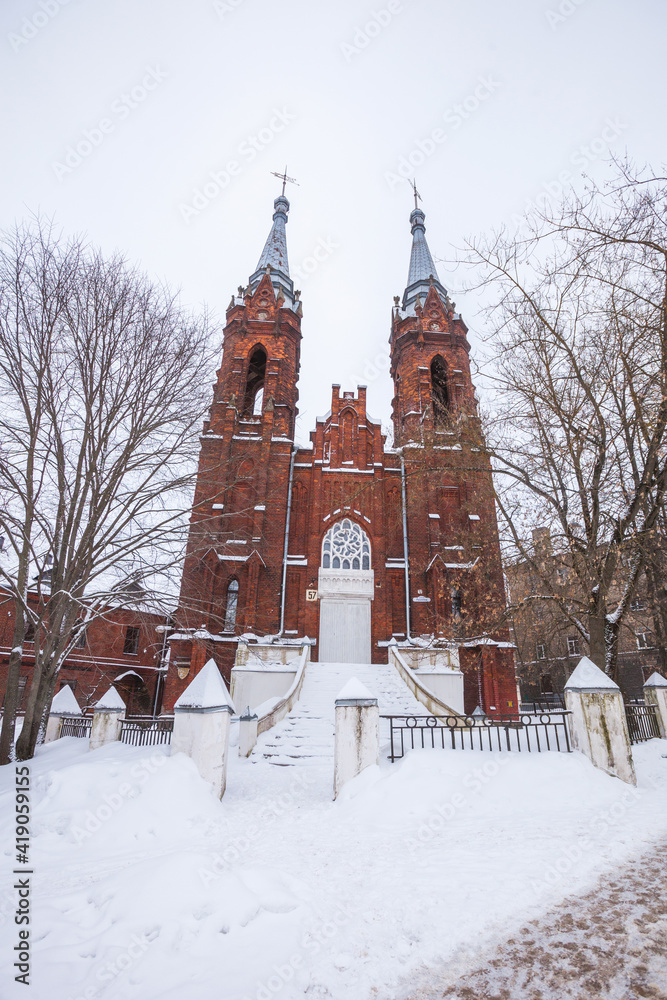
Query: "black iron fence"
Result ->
[[625, 703, 661, 744], [382, 713, 572, 761], [59, 716, 93, 738], [519, 694, 566, 713], [120, 717, 173, 746]]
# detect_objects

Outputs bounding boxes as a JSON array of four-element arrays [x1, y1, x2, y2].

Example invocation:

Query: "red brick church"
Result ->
[[164, 188, 517, 715]]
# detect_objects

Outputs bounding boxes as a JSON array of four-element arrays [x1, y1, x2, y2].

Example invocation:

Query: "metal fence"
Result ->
[[625, 703, 661, 744], [519, 694, 566, 713], [382, 713, 572, 761], [119, 717, 173, 746], [60, 717, 92, 738]]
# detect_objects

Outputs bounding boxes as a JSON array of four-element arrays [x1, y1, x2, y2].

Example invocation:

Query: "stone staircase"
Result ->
[[252, 660, 424, 766]]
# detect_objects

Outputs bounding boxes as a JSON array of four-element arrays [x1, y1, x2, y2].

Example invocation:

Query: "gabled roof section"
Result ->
[[248, 194, 294, 300], [402, 206, 449, 311]]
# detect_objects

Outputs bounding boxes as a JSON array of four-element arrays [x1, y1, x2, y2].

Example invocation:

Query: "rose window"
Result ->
[[321, 518, 371, 571]]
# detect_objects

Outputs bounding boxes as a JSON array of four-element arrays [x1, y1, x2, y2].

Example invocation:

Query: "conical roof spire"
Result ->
[[256, 194, 290, 275], [248, 193, 294, 299], [402, 200, 448, 310]]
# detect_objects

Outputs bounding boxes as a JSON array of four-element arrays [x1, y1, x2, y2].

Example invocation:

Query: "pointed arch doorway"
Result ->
[[318, 519, 374, 663]]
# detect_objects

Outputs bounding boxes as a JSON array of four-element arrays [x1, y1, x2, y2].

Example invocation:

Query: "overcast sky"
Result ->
[[2, 0, 665, 443]]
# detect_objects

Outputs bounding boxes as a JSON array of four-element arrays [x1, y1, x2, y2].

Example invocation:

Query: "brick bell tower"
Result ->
[[165, 189, 302, 705], [390, 196, 518, 715]]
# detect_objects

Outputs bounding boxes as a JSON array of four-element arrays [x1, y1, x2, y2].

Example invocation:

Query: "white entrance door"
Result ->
[[318, 518, 375, 664], [319, 597, 371, 663]]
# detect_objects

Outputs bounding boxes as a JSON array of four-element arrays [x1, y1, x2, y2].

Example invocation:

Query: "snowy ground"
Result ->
[[408, 839, 667, 999], [1, 732, 667, 1000]]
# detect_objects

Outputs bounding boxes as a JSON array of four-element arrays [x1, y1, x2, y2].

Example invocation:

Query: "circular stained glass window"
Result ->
[[321, 518, 371, 571]]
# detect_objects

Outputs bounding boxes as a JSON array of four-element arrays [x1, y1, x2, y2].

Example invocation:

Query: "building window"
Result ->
[[59, 679, 77, 693], [567, 636, 581, 656], [451, 587, 462, 619], [24, 619, 35, 643], [630, 596, 647, 612], [224, 579, 239, 631], [123, 626, 140, 655], [430, 355, 449, 427], [637, 631, 653, 649], [540, 673, 553, 694], [536, 642, 546, 660], [242, 347, 267, 416], [321, 518, 371, 571], [340, 409, 356, 464], [252, 386, 264, 415], [74, 623, 87, 648]]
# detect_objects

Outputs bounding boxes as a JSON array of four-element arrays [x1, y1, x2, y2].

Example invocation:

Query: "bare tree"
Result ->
[[464, 161, 667, 679], [0, 219, 217, 761]]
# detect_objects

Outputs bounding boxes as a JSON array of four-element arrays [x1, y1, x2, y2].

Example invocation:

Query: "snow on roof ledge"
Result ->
[[336, 677, 377, 703], [51, 685, 82, 716], [564, 656, 619, 692], [174, 658, 235, 713], [644, 671, 667, 688], [94, 685, 127, 711]]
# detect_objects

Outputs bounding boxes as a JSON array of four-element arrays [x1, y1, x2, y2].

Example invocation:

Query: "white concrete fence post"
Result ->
[[564, 656, 636, 785], [334, 678, 379, 800], [643, 671, 667, 737], [238, 708, 259, 758], [89, 686, 126, 751], [171, 658, 236, 799], [44, 685, 82, 742]]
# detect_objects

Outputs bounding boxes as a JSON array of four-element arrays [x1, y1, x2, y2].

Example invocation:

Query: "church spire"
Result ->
[[255, 194, 290, 276], [402, 190, 449, 310], [248, 188, 294, 299]]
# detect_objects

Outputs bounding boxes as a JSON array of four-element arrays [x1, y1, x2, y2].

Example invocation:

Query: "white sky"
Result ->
[[2, 0, 665, 443]]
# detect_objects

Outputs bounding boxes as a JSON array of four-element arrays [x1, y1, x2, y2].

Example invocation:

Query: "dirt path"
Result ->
[[407, 841, 667, 1000]]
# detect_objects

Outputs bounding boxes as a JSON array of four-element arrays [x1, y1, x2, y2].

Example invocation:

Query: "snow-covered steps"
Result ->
[[252, 660, 424, 766]]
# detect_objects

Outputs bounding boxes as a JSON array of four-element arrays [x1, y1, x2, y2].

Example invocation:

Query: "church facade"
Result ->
[[164, 191, 517, 716]]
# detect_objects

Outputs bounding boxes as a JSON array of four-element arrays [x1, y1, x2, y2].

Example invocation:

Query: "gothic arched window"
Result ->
[[431, 355, 450, 427], [224, 579, 239, 631], [242, 347, 267, 416], [321, 518, 371, 571], [451, 586, 462, 619], [340, 409, 355, 464]]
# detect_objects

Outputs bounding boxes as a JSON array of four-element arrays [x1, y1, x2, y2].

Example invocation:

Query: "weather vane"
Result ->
[[271, 166, 299, 197], [411, 178, 422, 211]]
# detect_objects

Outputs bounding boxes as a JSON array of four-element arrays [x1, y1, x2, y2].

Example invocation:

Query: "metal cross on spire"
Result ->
[[271, 166, 299, 197], [411, 178, 422, 211]]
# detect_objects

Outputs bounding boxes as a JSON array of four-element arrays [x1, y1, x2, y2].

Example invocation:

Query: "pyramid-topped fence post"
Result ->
[[564, 657, 636, 785], [171, 658, 235, 798], [643, 672, 667, 738], [44, 685, 82, 742], [89, 686, 126, 751]]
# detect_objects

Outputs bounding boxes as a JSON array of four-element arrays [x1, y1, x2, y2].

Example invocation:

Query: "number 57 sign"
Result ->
[[306, 589, 318, 602]]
